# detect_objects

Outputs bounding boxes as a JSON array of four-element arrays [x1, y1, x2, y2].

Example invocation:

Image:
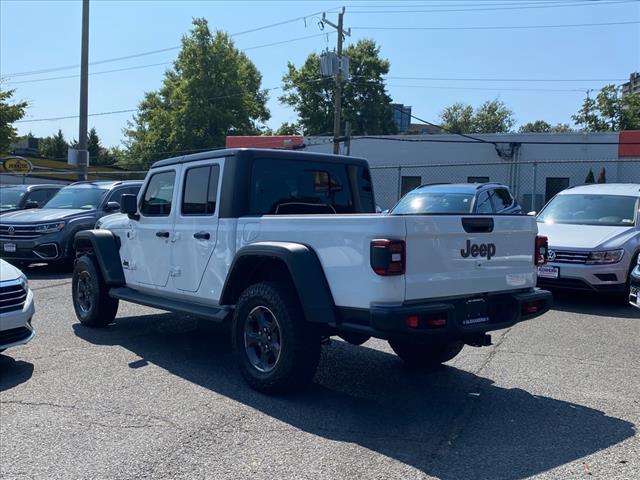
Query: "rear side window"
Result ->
[[181, 165, 220, 215], [141, 171, 176, 216], [250, 158, 374, 215], [26, 189, 49, 206], [494, 188, 513, 210]]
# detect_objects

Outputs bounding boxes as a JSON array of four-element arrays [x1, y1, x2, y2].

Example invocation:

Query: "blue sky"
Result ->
[[1, 0, 638, 147]]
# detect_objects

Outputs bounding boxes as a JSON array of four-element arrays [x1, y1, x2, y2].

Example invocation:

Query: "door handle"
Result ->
[[193, 231, 210, 240], [155, 231, 170, 238]]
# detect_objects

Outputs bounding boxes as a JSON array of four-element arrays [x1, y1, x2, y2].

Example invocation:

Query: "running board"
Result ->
[[109, 287, 231, 322]]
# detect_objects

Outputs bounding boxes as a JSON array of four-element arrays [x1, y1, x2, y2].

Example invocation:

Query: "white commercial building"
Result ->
[[305, 131, 640, 210]]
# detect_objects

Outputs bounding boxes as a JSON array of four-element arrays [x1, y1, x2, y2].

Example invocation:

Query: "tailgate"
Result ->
[[404, 215, 537, 300]]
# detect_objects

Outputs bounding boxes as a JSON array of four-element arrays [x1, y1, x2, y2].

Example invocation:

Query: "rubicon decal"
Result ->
[[461, 240, 496, 260]]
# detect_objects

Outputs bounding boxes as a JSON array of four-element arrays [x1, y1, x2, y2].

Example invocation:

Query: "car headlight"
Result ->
[[586, 249, 624, 265], [18, 273, 28, 290], [35, 222, 65, 234]]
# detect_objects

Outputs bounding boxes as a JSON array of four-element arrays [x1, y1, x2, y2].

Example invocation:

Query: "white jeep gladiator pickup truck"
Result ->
[[71, 148, 552, 393]]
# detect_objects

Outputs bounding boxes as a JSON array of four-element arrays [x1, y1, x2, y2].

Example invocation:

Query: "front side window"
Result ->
[[538, 194, 638, 227], [182, 164, 220, 215], [250, 158, 368, 215], [44, 187, 107, 210], [141, 171, 176, 216], [391, 191, 475, 214], [26, 189, 49, 206], [475, 191, 494, 213]]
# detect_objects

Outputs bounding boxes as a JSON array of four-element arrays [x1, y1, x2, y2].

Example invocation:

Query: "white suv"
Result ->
[[0, 259, 35, 352], [536, 183, 640, 300]]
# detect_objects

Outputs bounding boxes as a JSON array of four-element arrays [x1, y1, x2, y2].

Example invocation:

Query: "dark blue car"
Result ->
[[390, 183, 523, 215]]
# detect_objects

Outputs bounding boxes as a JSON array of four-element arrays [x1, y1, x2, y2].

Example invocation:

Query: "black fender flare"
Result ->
[[220, 242, 337, 324], [74, 230, 125, 286]]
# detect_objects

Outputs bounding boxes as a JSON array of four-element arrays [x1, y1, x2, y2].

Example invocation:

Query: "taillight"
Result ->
[[370, 239, 406, 276], [535, 235, 548, 266]]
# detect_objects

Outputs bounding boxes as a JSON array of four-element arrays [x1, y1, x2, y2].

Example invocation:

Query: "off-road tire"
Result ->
[[232, 281, 321, 394], [388, 339, 464, 368], [72, 255, 119, 327]]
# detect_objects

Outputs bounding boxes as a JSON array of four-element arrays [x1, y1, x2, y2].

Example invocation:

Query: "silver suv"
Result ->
[[536, 183, 640, 300]]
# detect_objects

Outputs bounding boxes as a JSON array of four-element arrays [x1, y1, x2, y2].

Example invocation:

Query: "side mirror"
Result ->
[[120, 194, 139, 220], [104, 201, 121, 213], [24, 200, 40, 209], [527, 211, 537, 216]]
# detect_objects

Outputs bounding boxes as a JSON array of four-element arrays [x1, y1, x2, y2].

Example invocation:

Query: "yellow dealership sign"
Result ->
[[1, 157, 33, 174]]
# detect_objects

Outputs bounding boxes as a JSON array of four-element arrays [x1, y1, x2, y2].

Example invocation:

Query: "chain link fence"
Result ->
[[370, 158, 640, 211], [2, 158, 639, 213]]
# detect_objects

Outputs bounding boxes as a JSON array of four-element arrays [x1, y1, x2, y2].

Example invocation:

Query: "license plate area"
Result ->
[[3, 242, 16, 253], [537, 265, 559, 279], [461, 298, 490, 326]]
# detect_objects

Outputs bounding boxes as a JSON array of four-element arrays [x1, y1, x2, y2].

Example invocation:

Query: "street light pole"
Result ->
[[77, 0, 90, 181]]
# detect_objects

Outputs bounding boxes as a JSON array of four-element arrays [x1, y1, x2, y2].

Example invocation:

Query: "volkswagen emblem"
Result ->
[[547, 249, 556, 262], [7, 226, 15, 236]]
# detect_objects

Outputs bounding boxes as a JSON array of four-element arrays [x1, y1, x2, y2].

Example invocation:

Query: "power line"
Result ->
[[351, 136, 640, 145], [1, 9, 335, 79], [383, 83, 586, 93], [385, 76, 629, 82], [3, 32, 335, 86], [352, 20, 639, 31], [348, 0, 636, 14]]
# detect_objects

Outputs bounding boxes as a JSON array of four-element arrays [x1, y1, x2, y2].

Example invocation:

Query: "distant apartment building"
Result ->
[[621, 72, 640, 97], [391, 103, 412, 132]]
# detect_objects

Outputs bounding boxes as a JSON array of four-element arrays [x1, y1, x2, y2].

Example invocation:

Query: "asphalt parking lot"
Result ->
[[1, 264, 638, 480]]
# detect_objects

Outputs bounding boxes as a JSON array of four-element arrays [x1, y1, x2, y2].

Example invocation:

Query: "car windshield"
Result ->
[[44, 187, 107, 210], [0, 188, 26, 209], [391, 191, 475, 214], [537, 194, 638, 227]]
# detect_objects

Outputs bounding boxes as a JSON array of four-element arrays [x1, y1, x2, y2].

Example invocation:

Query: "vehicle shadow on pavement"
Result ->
[[551, 290, 639, 320], [0, 355, 34, 392], [19, 263, 72, 281], [73, 314, 635, 480]]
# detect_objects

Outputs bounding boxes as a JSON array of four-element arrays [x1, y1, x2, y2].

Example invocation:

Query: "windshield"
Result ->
[[0, 188, 26, 209], [391, 191, 475, 214], [44, 187, 107, 210], [537, 194, 638, 227]]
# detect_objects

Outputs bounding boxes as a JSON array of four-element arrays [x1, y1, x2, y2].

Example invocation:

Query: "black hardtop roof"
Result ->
[[151, 148, 369, 169]]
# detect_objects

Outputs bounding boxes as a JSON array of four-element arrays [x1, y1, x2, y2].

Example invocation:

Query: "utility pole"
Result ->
[[322, 8, 350, 154], [77, 0, 90, 181]]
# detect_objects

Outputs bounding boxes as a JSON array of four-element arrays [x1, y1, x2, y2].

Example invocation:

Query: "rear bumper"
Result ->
[[337, 288, 553, 341]]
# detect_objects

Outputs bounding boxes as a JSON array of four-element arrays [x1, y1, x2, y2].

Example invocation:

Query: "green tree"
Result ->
[[519, 120, 573, 133], [439, 99, 514, 133], [280, 39, 397, 135], [585, 168, 595, 184], [473, 99, 515, 133], [122, 18, 269, 168], [0, 89, 28, 154], [572, 85, 640, 131], [275, 122, 301, 135], [39, 129, 69, 160], [440, 103, 474, 133]]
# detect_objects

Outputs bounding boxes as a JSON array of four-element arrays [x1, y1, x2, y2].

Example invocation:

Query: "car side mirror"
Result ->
[[104, 201, 121, 213], [120, 194, 139, 220], [24, 200, 40, 209], [527, 211, 537, 216]]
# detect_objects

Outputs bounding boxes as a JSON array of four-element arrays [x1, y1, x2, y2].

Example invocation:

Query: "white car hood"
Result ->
[[537, 222, 634, 249], [0, 259, 23, 282]]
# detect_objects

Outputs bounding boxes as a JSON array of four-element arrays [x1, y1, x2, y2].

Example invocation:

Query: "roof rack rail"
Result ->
[[417, 182, 450, 188]]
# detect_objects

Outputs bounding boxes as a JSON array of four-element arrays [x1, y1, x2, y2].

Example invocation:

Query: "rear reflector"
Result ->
[[522, 301, 542, 315], [371, 239, 406, 276], [406, 315, 419, 328]]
